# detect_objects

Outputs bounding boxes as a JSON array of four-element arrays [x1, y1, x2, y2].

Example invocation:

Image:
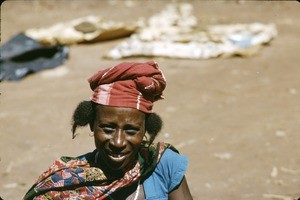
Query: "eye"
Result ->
[[99, 124, 115, 134], [125, 129, 138, 135], [124, 125, 139, 135]]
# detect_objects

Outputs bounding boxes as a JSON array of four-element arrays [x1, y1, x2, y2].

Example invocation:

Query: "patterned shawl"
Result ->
[[24, 142, 174, 200]]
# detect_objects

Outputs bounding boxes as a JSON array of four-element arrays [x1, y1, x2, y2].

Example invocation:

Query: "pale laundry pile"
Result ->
[[105, 3, 277, 59], [23, 3, 277, 59]]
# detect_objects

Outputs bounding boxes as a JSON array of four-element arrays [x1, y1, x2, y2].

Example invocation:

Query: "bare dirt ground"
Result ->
[[1, 1, 300, 199]]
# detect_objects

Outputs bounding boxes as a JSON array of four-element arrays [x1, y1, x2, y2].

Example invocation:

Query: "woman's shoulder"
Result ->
[[143, 146, 188, 199], [160, 148, 187, 161], [44, 150, 97, 167], [75, 149, 97, 162], [156, 147, 188, 179]]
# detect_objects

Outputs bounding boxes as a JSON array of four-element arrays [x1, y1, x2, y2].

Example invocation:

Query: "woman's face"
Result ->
[[93, 105, 145, 172]]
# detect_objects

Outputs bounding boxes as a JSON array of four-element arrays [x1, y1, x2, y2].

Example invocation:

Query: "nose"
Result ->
[[110, 129, 126, 150]]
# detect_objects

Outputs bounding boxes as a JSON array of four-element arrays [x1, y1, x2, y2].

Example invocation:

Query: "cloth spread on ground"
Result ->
[[104, 3, 277, 60], [20, 3, 277, 60], [0, 33, 69, 81], [88, 61, 166, 114], [23, 142, 178, 200], [25, 15, 138, 45]]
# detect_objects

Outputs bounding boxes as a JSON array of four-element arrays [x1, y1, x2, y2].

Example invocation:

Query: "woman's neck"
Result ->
[[94, 151, 137, 179]]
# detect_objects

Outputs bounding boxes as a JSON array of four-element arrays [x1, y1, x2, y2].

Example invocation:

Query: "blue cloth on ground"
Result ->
[[0, 33, 69, 81]]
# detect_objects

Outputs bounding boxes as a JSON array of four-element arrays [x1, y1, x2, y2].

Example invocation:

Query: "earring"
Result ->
[[89, 132, 94, 137], [143, 134, 148, 141]]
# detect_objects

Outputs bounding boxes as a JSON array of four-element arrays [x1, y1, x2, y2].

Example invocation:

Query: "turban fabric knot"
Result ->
[[88, 61, 166, 113]]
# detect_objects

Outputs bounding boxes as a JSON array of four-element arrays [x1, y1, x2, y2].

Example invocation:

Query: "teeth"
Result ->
[[111, 154, 123, 158]]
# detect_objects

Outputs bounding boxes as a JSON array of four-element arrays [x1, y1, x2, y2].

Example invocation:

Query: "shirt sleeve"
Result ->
[[143, 148, 188, 200]]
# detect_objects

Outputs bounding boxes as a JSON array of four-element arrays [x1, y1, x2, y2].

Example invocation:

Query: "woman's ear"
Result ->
[[145, 112, 163, 144]]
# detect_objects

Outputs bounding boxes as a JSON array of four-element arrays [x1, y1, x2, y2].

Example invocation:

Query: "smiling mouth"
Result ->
[[107, 152, 128, 162]]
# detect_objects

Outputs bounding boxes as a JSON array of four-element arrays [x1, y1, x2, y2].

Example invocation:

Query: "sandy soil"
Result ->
[[1, 1, 300, 199]]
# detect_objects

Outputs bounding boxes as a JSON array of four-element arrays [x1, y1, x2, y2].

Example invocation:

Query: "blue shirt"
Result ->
[[143, 148, 188, 200]]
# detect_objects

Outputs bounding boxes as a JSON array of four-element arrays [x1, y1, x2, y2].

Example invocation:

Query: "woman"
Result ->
[[24, 61, 193, 200]]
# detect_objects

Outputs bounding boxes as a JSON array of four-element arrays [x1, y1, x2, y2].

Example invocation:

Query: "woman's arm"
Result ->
[[168, 176, 193, 200]]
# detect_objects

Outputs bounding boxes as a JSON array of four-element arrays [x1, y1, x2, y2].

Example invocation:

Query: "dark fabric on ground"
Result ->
[[0, 33, 69, 81]]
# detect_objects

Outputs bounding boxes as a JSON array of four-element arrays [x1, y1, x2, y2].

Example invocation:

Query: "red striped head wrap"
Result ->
[[88, 61, 166, 113]]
